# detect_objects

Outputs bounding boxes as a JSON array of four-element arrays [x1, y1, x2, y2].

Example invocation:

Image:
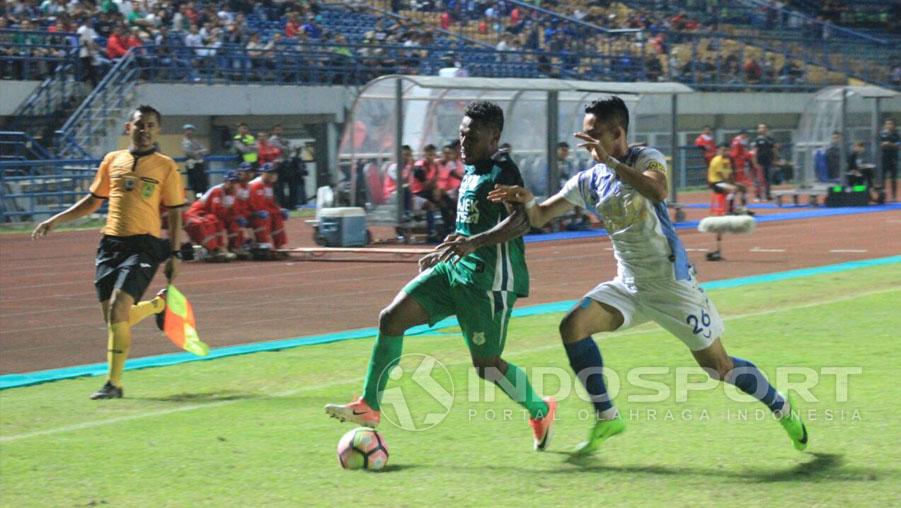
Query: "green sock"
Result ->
[[494, 362, 549, 419], [362, 334, 403, 410]]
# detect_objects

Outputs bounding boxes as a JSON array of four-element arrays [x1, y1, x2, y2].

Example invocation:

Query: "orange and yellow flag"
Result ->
[[162, 285, 210, 356]]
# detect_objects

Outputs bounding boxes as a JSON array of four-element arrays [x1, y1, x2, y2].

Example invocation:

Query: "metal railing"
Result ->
[[122, 41, 845, 91], [0, 131, 54, 160], [55, 51, 140, 158], [0, 154, 241, 222]]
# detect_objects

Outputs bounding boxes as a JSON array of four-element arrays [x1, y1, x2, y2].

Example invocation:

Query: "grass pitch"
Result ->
[[1, 264, 899, 507]]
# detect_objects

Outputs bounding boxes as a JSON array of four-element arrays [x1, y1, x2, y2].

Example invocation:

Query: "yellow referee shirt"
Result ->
[[89, 149, 185, 238], [707, 154, 733, 184]]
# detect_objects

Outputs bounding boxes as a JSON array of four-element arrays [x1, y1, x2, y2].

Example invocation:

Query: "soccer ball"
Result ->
[[337, 427, 389, 471]]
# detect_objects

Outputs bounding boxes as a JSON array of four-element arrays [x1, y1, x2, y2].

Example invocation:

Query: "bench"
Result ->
[[771, 187, 828, 207]]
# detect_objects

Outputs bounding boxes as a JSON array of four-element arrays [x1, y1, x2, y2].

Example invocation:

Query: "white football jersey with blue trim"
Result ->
[[559, 146, 691, 282]]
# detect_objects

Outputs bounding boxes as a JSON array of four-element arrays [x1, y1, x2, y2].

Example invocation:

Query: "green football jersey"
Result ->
[[448, 151, 529, 297]]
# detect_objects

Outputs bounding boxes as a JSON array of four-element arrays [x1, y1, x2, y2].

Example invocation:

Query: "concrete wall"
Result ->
[[0, 81, 40, 115]]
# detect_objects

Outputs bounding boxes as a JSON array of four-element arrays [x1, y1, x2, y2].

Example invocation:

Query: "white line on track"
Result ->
[[750, 247, 786, 253], [1, 285, 898, 444], [830, 249, 867, 253]]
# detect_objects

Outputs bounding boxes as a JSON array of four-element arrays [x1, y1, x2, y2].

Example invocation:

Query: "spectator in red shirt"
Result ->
[[106, 24, 129, 60], [694, 125, 717, 164], [285, 12, 300, 37], [743, 58, 762, 83]]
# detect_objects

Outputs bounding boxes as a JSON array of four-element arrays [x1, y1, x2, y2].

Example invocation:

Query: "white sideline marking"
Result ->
[[750, 247, 786, 253], [685, 248, 710, 252], [830, 249, 867, 253], [1, 286, 898, 444]]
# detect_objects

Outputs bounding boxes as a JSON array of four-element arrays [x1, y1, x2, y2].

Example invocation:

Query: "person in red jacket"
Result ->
[[223, 163, 254, 257], [383, 145, 413, 213], [438, 141, 464, 202], [248, 162, 289, 251], [730, 130, 754, 202], [694, 125, 716, 165], [106, 24, 129, 60], [183, 170, 240, 262], [410, 144, 454, 241], [256, 129, 283, 166]]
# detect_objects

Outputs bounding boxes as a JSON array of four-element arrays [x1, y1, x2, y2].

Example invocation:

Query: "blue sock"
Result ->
[[564, 337, 614, 415], [727, 357, 785, 413]]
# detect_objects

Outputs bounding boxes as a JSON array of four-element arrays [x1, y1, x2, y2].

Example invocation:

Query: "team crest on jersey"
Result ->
[[141, 181, 155, 198], [457, 195, 480, 224]]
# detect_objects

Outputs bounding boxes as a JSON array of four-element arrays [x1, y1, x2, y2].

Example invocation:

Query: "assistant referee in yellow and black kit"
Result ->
[[33, 105, 186, 399]]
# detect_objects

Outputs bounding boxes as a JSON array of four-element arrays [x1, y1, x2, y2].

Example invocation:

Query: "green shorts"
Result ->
[[403, 262, 517, 359]]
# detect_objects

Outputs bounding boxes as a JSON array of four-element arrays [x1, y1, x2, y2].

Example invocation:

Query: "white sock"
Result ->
[[598, 407, 619, 421]]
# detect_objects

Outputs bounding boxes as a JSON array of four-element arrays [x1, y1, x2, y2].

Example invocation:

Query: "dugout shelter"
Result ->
[[786, 85, 898, 203], [336, 75, 693, 228]]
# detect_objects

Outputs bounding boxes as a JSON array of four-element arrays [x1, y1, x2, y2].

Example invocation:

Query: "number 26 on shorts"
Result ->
[[686, 308, 712, 338]]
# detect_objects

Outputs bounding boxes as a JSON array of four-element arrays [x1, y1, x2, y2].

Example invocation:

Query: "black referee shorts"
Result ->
[[94, 234, 171, 302]]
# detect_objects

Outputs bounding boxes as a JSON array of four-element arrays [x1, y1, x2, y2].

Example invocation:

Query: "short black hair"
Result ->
[[463, 101, 504, 135], [423, 144, 437, 152], [557, 141, 570, 149], [401, 144, 412, 151], [133, 104, 162, 123], [832, 131, 841, 136], [585, 96, 629, 133]]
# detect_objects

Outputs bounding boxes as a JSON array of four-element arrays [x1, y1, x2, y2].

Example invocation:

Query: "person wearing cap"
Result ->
[[248, 162, 289, 252], [182, 123, 209, 197], [182, 170, 241, 262], [226, 162, 255, 255]]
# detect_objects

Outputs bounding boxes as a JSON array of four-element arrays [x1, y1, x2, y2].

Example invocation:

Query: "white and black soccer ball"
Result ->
[[336, 427, 389, 471]]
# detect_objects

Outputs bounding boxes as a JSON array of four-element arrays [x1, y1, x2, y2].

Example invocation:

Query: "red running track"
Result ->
[[1, 208, 899, 373]]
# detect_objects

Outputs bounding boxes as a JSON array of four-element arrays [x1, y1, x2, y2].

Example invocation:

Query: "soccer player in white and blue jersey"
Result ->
[[488, 96, 808, 455]]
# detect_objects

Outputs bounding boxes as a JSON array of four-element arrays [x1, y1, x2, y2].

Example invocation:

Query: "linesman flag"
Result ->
[[163, 285, 210, 356]]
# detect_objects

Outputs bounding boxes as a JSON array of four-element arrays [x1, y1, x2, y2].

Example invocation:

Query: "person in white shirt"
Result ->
[[76, 16, 99, 86], [488, 95, 808, 455]]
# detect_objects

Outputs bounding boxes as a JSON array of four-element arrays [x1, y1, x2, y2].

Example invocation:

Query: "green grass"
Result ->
[[1, 265, 900, 507]]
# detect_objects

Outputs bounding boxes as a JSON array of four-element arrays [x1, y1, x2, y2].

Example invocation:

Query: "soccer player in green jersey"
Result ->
[[326, 101, 557, 450]]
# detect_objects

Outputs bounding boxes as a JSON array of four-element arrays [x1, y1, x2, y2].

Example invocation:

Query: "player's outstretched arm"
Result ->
[[31, 194, 103, 239], [434, 202, 530, 263], [488, 184, 575, 227]]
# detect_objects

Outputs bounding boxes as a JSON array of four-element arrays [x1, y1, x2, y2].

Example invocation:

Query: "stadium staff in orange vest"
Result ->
[[32, 104, 186, 400]]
